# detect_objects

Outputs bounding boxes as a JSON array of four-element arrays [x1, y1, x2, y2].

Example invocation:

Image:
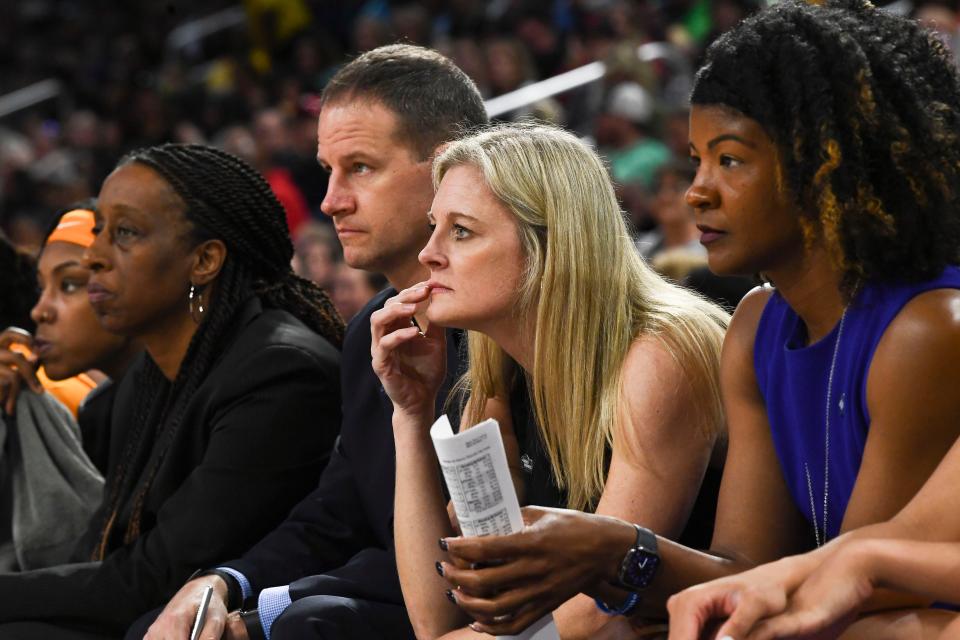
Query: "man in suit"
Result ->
[[138, 44, 488, 640]]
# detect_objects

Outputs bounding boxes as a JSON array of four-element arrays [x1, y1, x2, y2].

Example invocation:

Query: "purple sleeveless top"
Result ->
[[754, 267, 960, 541]]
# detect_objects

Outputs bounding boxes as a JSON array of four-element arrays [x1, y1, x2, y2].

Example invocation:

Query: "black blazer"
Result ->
[[224, 288, 462, 607], [0, 297, 341, 634]]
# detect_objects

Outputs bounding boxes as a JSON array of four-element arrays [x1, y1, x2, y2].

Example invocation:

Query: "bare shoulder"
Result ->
[[878, 288, 960, 346], [725, 285, 775, 351], [871, 288, 960, 377], [869, 287, 960, 401], [622, 332, 686, 388], [620, 285, 775, 389], [619, 333, 706, 447]]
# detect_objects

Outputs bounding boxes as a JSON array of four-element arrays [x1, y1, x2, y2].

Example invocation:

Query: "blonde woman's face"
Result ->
[[420, 164, 525, 332]]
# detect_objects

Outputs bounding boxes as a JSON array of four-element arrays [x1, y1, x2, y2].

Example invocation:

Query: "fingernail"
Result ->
[[719, 636, 736, 640], [435, 561, 444, 576], [439, 538, 448, 551], [445, 589, 457, 604], [469, 622, 482, 632]]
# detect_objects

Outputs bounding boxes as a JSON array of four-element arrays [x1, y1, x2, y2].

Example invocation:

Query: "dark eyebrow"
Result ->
[[106, 203, 144, 216], [707, 134, 756, 150], [51, 260, 82, 276]]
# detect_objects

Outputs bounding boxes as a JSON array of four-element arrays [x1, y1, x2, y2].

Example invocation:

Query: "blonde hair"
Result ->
[[435, 123, 729, 511]]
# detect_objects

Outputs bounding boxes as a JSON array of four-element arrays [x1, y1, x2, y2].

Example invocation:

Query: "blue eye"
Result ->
[[452, 224, 471, 240]]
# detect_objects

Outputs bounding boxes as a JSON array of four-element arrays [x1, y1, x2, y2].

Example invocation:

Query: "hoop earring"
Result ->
[[188, 284, 206, 323]]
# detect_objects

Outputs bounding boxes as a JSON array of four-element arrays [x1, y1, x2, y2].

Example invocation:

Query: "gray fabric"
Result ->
[[0, 392, 103, 570]]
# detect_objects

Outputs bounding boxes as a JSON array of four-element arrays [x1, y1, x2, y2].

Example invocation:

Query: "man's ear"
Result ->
[[191, 238, 227, 287]]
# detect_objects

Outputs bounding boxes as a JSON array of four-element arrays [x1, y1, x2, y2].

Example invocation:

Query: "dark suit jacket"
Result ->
[[0, 297, 341, 634], [223, 288, 461, 607]]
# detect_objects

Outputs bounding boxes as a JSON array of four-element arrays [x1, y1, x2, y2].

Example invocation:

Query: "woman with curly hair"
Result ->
[[427, 2, 960, 637]]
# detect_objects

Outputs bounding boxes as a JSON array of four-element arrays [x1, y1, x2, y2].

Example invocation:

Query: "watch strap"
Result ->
[[594, 591, 640, 616], [633, 524, 657, 554], [240, 608, 267, 640]]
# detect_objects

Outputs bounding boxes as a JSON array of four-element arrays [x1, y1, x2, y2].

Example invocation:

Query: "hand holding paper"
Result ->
[[431, 415, 560, 640]]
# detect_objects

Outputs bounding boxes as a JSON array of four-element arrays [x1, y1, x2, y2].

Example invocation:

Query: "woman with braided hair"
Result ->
[[0, 144, 343, 639], [424, 2, 960, 638]]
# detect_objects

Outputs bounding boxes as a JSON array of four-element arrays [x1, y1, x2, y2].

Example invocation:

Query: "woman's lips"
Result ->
[[87, 282, 113, 304], [425, 281, 452, 294], [697, 225, 727, 245], [32, 339, 52, 358]]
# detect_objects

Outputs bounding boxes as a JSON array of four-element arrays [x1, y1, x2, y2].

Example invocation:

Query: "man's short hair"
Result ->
[[321, 44, 489, 160]]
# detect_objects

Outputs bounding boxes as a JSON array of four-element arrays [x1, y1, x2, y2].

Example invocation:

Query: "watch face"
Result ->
[[621, 547, 660, 590]]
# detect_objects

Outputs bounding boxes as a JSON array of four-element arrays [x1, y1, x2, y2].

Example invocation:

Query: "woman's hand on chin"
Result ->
[[370, 283, 446, 419], [0, 328, 43, 416]]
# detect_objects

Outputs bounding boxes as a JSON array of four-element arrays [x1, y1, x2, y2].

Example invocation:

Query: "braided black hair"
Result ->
[[93, 144, 343, 557], [691, 0, 960, 296]]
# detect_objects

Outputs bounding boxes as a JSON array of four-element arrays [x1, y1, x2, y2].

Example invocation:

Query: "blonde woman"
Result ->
[[371, 123, 728, 639]]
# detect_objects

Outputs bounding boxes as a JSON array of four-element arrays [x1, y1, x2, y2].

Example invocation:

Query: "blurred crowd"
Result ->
[[2, 0, 957, 319]]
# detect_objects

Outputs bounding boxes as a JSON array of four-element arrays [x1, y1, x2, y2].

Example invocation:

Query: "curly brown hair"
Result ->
[[692, 0, 960, 296]]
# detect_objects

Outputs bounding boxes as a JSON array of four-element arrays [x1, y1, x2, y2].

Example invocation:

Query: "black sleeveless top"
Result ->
[[510, 380, 720, 550]]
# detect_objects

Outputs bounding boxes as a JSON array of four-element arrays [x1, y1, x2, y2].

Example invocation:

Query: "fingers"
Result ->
[[745, 613, 803, 640], [713, 587, 786, 640], [199, 608, 227, 640], [441, 559, 532, 597], [444, 531, 529, 565], [744, 602, 850, 640], [0, 353, 42, 415], [0, 348, 41, 393], [0, 327, 33, 350], [371, 302, 419, 343], [145, 584, 228, 640], [470, 608, 545, 637], [463, 595, 554, 636], [667, 587, 729, 640], [376, 325, 425, 355]]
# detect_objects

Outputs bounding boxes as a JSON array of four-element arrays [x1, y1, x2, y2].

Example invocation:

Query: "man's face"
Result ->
[[317, 100, 434, 285]]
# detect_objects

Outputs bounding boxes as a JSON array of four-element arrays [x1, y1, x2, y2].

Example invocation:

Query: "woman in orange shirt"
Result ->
[[0, 201, 140, 467]]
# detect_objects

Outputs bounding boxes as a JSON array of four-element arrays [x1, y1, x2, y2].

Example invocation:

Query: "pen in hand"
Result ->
[[189, 585, 214, 640]]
